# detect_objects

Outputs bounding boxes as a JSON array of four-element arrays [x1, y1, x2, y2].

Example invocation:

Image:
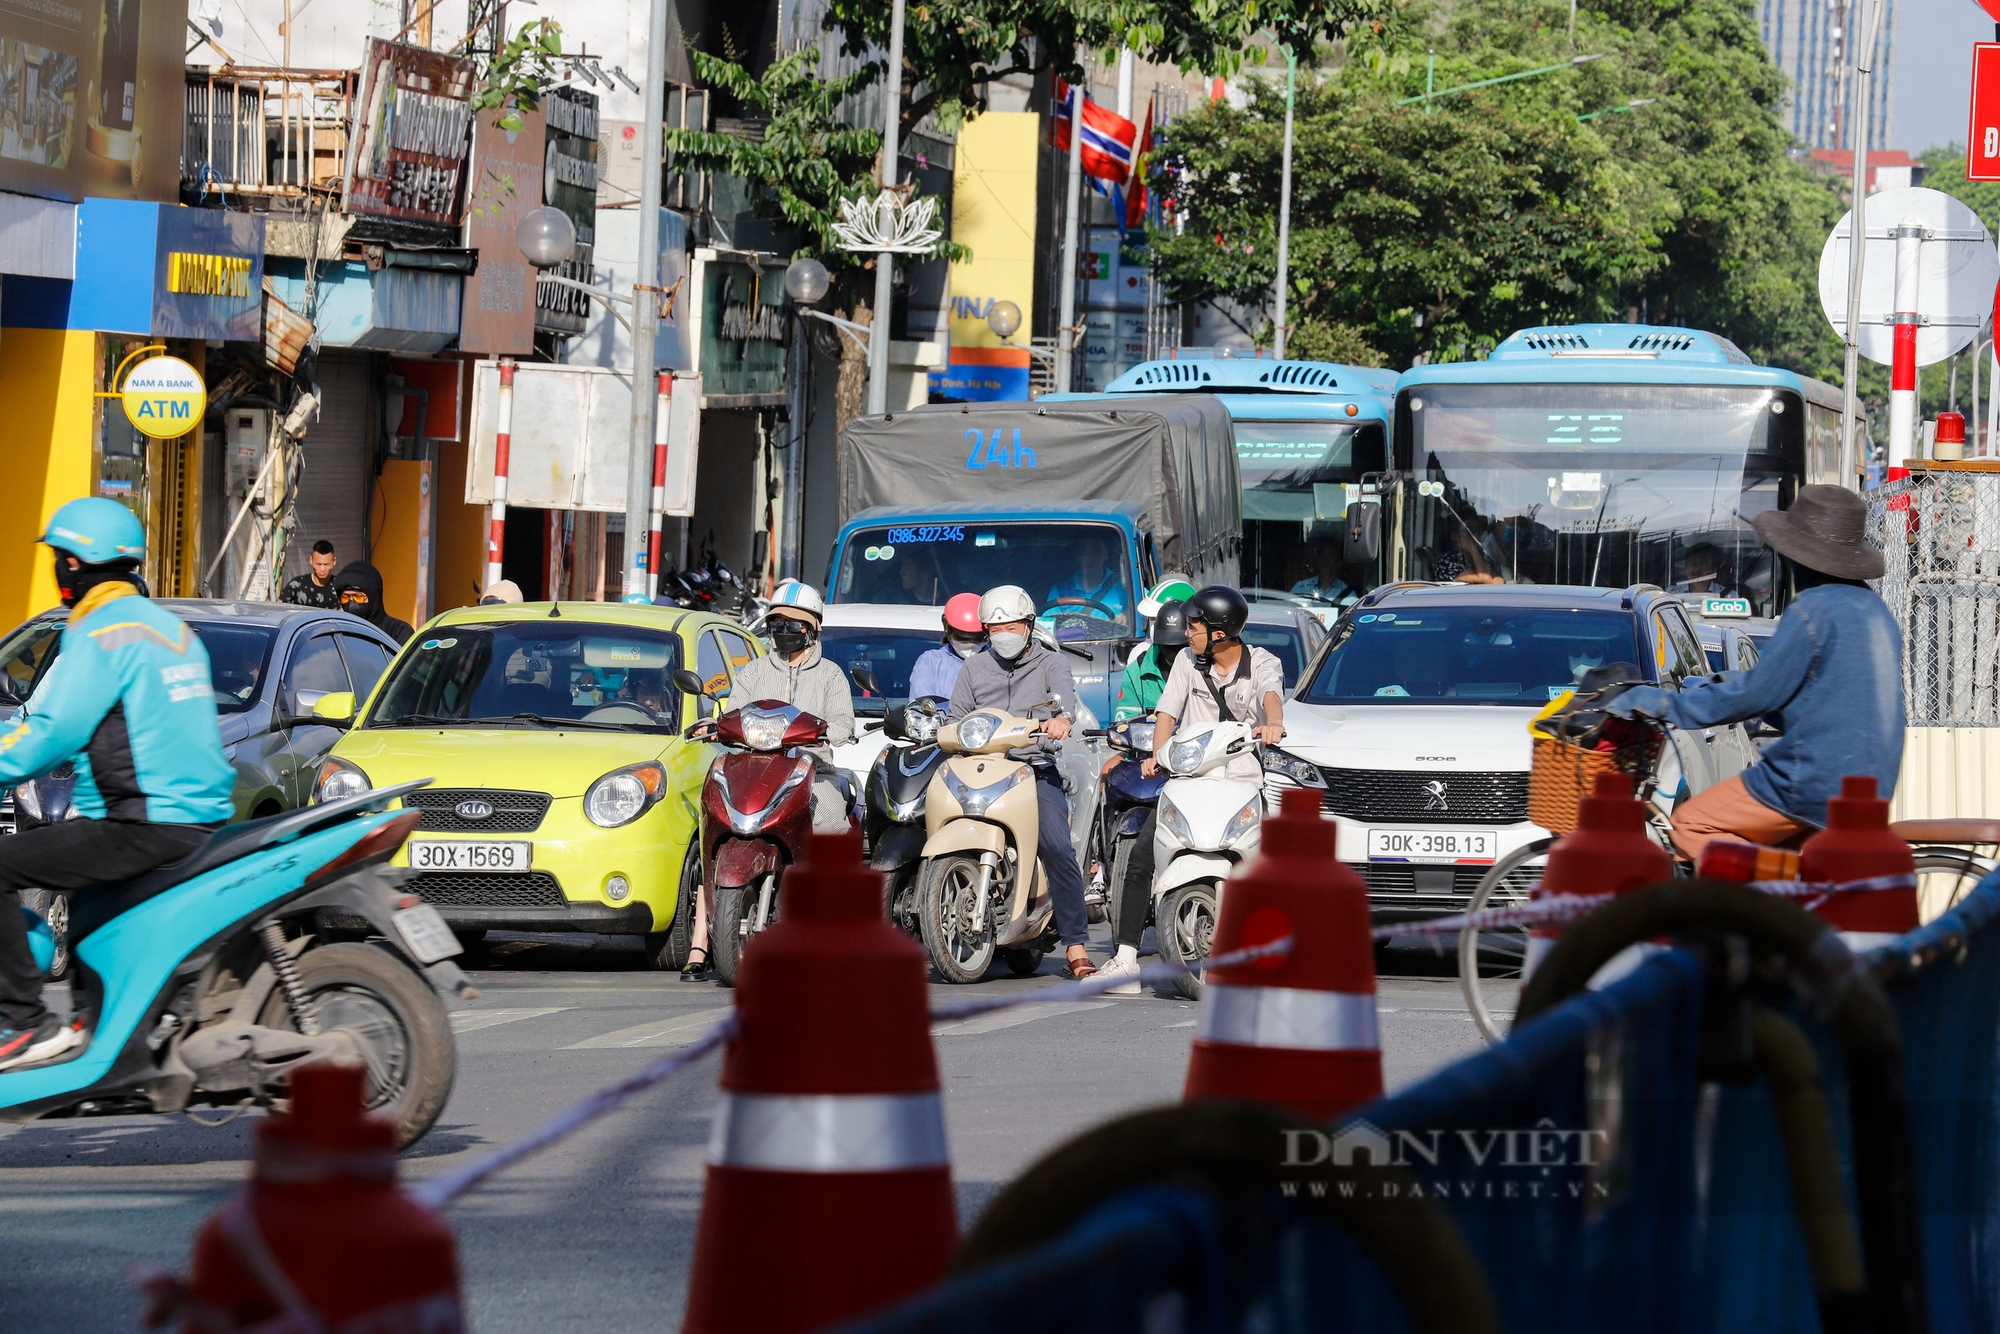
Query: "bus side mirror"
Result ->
[[1344, 501, 1381, 565]]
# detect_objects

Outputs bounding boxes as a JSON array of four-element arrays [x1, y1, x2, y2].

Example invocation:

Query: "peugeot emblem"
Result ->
[[1422, 780, 1448, 813], [456, 798, 496, 821]]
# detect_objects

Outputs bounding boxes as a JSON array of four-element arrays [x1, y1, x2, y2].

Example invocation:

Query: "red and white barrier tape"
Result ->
[[1372, 873, 1920, 942]]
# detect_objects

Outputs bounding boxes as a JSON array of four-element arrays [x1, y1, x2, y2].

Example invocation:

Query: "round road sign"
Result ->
[[1818, 187, 1999, 368], [120, 355, 206, 439]]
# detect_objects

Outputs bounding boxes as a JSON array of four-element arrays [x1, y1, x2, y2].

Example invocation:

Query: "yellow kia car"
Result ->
[[309, 602, 760, 968]]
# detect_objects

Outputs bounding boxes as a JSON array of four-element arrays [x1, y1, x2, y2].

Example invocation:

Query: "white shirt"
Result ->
[[1155, 646, 1284, 780]]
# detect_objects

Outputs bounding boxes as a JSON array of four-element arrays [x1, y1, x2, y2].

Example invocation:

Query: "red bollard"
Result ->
[[1801, 774, 1918, 948], [175, 1063, 464, 1332], [1183, 786, 1382, 1119], [682, 832, 955, 1334], [1522, 772, 1674, 982]]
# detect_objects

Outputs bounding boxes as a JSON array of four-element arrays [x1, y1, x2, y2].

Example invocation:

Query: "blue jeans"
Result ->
[[1034, 767, 1090, 949]]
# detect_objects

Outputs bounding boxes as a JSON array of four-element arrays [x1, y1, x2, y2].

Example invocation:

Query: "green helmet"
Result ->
[[1138, 574, 1197, 620]]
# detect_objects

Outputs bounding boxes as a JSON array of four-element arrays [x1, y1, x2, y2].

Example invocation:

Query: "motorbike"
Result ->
[[679, 670, 836, 985], [1150, 723, 1327, 1000], [916, 702, 1070, 984], [10, 761, 79, 980], [1094, 715, 1167, 946], [659, 549, 753, 620], [862, 691, 949, 937], [0, 779, 470, 1146]]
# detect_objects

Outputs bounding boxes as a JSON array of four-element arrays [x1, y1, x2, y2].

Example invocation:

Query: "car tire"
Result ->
[[256, 941, 456, 1147], [1157, 881, 1220, 1002], [645, 845, 701, 972], [918, 854, 996, 984]]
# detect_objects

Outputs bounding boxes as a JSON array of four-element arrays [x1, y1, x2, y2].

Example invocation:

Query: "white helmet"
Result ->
[[979, 585, 1036, 625], [768, 578, 825, 623]]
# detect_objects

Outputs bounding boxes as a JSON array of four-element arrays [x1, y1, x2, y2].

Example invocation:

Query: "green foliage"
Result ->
[[1150, 0, 1850, 375], [473, 19, 565, 132], [1287, 318, 1389, 366]]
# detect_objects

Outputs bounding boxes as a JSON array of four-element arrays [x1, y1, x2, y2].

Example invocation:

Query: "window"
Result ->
[[697, 632, 731, 698], [715, 630, 757, 680], [1241, 623, 1309, 689], [0, 621, 59, 704], [284, 634, 351, 713], [337, 635, 395, 700], [1650, 609, 1707, 687], [187, 623, 278, 714], [818, 626, 943, 713]]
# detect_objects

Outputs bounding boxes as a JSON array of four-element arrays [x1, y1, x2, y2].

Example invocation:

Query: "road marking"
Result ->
[[565, 1007, 735, 1049], [0, 1194, 194, 1213], [450, 1007, 569, 1033], [1166, 1020, 1195, 1029], [932, 1002, 1111, 1037]]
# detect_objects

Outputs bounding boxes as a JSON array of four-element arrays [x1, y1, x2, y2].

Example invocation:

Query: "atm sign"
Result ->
[[120, 356, 207, 439]]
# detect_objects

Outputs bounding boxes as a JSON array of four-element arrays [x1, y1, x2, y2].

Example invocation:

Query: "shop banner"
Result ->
[[459, 105, 544, 355], [153, 204, 262, 341], [344, 39, 476, 225], [0, 0, 185, 201]]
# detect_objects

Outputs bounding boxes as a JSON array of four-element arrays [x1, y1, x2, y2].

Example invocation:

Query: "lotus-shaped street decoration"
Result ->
[[831, 190, 944, 255]]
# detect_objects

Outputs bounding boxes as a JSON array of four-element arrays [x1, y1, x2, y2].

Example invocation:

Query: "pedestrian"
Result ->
[[332, 561, 415, 645], [279, 540, 341, 609]]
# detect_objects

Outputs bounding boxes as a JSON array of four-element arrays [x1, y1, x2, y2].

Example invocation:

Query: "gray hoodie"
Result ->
[[945, 642, 1079, 766], [724, 642, 856, 768]]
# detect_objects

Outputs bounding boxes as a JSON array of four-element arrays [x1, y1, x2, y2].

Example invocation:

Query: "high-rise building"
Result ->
[[1758, 0, 1897, 150]]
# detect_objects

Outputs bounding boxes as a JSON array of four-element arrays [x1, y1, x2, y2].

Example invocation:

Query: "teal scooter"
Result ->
[[0, 780, 470, 1146]]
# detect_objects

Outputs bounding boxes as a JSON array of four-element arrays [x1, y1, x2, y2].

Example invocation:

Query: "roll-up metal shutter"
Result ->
[[285, 351, 374, 584]]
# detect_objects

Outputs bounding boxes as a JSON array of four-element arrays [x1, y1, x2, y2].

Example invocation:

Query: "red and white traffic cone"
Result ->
[[167, 1063, 464, 1333], [1801, 774, 1918, 950], [682, 832, 955, 1334], [1522, 772, 1673, 984], [1183, 786, 1381, 1120]]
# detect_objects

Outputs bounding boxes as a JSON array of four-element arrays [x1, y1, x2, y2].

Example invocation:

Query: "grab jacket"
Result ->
[[0, 584, 235, 825]]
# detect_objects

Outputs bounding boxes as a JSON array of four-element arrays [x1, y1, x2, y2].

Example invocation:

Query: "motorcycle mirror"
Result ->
[[852, 665, 880, 696], [672, 668, 711, 698]]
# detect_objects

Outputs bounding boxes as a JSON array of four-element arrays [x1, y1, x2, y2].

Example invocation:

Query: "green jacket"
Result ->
[[1114, 647, 1173, 721]]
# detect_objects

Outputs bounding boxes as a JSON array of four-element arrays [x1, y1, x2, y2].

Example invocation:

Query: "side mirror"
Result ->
[[852, 665, 881, 696], [1344, 500, 1381, 565], [672, 668, 711, 698], [307, 691, 356, 728]]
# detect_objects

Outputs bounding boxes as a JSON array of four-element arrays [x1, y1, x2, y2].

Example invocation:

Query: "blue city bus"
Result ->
[[1049, 355, 1399, 601], [1388, 324, 1858, 617]]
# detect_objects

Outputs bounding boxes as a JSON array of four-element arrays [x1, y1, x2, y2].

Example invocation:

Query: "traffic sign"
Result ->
[[119, 355, 206, 438], [1971, 43, 2000, 182], [1818, 187, 1998, 368]]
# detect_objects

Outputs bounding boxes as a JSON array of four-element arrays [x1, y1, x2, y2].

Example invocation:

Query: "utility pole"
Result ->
[[1056, 76, 1084, 393], [624, 0, 670, 595], [1272, 47, 1297, 360], [866, 0, 908, 416], [1840, 0, 1881, 483]]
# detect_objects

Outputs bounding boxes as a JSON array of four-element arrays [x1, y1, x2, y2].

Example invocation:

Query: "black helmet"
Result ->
[[1187, 585, 1250, 639], [1152, 599, 1190, 648]]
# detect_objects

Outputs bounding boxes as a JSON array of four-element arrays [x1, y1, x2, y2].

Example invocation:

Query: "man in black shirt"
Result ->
[[280, 540, 341, 609]]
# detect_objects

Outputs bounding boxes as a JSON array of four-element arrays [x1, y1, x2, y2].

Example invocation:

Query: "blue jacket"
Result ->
[[907, 644, 968, 702], [1613, 584, 1904, 827], [0, 585, 235, 825]]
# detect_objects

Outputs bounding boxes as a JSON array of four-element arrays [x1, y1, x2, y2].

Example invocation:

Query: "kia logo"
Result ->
[[1423, 780, 1448, 812], [455, 798, 496, 821]]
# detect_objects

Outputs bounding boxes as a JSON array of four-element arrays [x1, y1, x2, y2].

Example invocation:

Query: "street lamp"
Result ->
[[778, 256, 831, 580], [517, 205, 576, 268], [986, 300, 1022, 340], [784, 257, 830, 306]]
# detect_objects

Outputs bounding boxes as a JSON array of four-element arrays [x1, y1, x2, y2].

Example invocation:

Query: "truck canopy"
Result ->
[[839, 397, 1242, 578]]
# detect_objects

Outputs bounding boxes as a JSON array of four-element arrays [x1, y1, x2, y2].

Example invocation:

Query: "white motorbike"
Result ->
[[1150, 720, 1266, 1001]]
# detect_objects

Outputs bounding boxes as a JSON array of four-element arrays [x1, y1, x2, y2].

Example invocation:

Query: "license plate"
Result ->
[[1367, 827, 1497, 865], [393, 904, 462, 963], [407, 839, 532, 872]]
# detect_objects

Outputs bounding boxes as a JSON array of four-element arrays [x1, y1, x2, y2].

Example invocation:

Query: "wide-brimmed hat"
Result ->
[[1750, 485, 1883, 581]]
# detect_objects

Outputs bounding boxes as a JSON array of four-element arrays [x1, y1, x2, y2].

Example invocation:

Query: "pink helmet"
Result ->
[[943, 592, 984, 634]]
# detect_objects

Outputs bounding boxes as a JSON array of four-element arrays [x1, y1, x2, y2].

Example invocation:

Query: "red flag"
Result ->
[[1052, 80, 1139, 184], [1124, 103, 1154, 230]]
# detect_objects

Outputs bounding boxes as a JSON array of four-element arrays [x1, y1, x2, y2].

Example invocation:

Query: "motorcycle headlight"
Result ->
[[1124, 719, 1156, 754], [953, 713, 999, 752], [905, 708, 940, 745], [1261, 746, 1327, 788], [1159, 794, 1193, 843], [12, 782, 39, 823], [741, 708, 788, 751], [1223, 796, 1262, 846], [315, 759, 371, 805], [1166, 737, 1207, 776], [585, 762, 668, 827]]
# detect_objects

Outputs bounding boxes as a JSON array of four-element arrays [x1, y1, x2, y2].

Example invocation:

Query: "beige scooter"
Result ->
[[916, 703, 1062, 984]]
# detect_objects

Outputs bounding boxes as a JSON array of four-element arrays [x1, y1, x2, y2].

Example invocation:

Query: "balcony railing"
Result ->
[[183, 68, 357, 198]]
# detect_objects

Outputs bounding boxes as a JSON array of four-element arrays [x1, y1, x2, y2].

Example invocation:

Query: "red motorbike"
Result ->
[[680, 679, 834, 985]]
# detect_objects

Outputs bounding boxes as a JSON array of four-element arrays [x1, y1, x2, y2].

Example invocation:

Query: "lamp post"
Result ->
[[1840, 0, 1882, 482], [627, 0, 672, 595], [781, 257, 830, 580], [1272, 47, 1297, 361], [867, 0, 909, 416]]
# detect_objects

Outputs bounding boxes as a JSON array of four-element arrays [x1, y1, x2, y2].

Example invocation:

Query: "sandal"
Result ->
[[680, 946, 711, 980], [1063, 949, 1098, 981]]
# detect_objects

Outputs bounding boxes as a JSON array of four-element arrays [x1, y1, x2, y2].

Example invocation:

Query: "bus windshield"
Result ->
[[832, 521, 1136, 640], [1235, 421, 1362, 520], [1405, 383, 1789, 614]]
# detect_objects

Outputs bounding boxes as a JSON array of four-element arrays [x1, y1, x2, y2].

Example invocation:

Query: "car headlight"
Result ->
[[741, 708, 788, 751], [953, 712, 999, 752], [1124, 719, 1156, 754], [942, 764, 1029, 818], [1223, 796, 1262, 846], [1158, 794, 1193, 843], [315, 759, 371, 805], [1261, 746, 1327, 788], [585, 761, 668, 827], [1166, 736, 1207, 776]]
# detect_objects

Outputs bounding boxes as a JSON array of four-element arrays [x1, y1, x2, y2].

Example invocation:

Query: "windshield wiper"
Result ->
[[501, 712, 639, 732], [384, 713, 471, 727]]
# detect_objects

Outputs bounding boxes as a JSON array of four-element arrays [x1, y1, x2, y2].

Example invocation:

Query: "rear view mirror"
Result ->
[[1344, 500, 1381, 565], [852, 665, 881, 696], [672, 668, 711, 698]]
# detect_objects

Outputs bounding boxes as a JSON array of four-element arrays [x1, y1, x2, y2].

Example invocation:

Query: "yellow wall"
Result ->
[[0, 329, 101, 624], [433, 440, 487, 613], [375, 460, 428, 629], [948, 113, 1041, 351], [376, 446, 489, 631]]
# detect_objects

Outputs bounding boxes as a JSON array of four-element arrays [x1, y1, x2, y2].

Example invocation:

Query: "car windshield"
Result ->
[[1242, 622, 1309, 688], [1299, 605, 1641, 705], [187, 623, 276, 715], [1407, 383, 1786, 615], [365, 622, 684, 732], [832, 521, 1136, 640], [817, 625, 947, 715]]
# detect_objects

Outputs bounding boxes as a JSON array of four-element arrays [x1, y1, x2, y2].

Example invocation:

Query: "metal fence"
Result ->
[[1870, 471, 2000, 726], [183, 68, 356, 199]]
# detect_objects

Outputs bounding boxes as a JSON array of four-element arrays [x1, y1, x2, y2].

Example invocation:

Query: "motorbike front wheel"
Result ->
[[255, 942, 455, 1146], [918, 854, 997, 984], [710, 878, 764, 988], [1156, 881, 1220, 1002], [1107, 837, 1148, 948]]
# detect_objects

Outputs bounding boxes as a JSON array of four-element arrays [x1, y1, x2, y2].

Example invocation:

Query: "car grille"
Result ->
[[1319, 768, 1528, 824], [410, 871, 568, 908], [403, 789, 552, 833], [1348, 861, 1539, 913]]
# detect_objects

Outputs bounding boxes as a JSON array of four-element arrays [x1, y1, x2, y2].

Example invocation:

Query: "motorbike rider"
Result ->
[[0, 500, 236, 1069], [1116, 586, 1285, 994], [1114, 599, 1188, 722], [1603, 486, 1902, 859], [907, 592, 984, 700], [945, 585, 1097, 980]]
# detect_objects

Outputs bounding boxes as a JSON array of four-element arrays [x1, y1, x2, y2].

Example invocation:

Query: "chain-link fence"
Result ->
[[1870, 471, 2000, 726]]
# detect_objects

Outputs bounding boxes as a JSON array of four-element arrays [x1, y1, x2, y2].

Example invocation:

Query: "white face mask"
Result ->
[[947, 632, 982, 658], [989, 631, 1028, 661], [1570, 652, 1603, 681]]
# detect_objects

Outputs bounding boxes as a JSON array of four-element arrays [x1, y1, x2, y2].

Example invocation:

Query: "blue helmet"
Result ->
[[43, 498, 146, 566]]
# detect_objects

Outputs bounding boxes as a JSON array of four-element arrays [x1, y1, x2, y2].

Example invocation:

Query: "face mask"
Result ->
[[989, 631, 1028, 662], [771, 622, 815, 655], [56, 559, 137, 608], [947, 632, 983, 658], [1569, 653, 1603, 680]]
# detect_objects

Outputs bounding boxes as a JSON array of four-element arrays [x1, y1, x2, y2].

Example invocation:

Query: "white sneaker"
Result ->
[[1098, 953, 1144, 996]]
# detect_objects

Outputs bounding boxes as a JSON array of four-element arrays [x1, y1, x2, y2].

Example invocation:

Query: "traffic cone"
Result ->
[[682, 832, 955, 1334], [1800, 774, 1918, 948], [1183, 785, 1381, 1119], [1522, 772, 1673, 983], [174, 1063, 463, 1332]]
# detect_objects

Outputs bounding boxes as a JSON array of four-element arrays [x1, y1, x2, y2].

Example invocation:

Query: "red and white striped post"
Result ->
[[1887, 222, 1923, 469], [486, 358, 516, 588], [648, 372, 670, 598]]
